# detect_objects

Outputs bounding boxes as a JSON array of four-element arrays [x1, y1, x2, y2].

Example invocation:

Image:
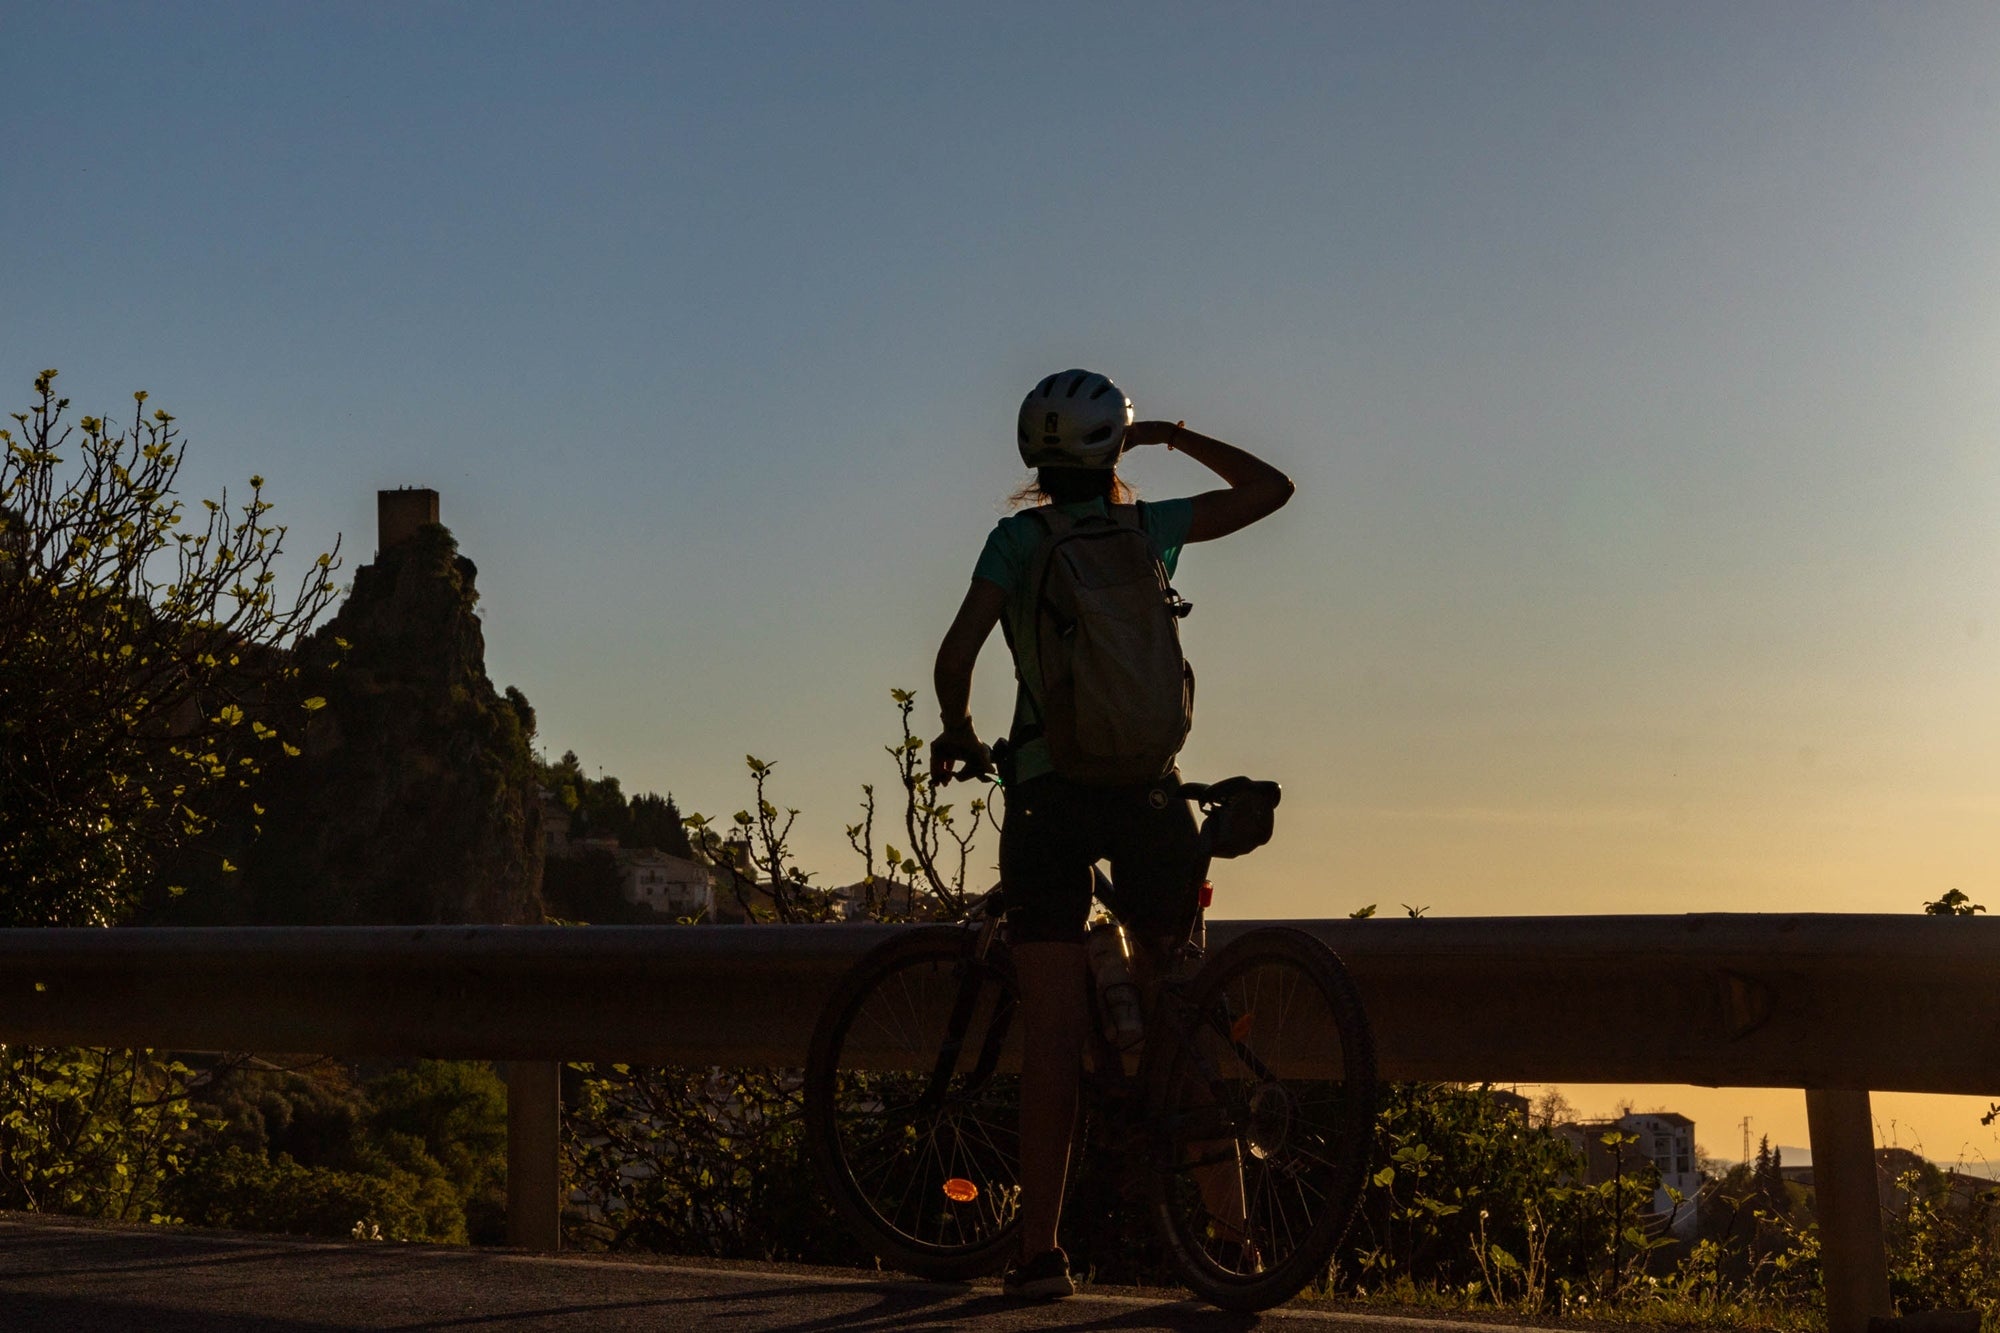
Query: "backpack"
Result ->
[[1011, 504, 1195, 785]]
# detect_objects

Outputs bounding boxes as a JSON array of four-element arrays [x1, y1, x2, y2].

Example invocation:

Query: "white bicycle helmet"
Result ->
[[1017, 369, 1132, 469]]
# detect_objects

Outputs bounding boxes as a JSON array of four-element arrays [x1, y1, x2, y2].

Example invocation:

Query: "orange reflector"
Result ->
[[1230, 1012, 1254, 1044], [942, 1178, 980, 1203]]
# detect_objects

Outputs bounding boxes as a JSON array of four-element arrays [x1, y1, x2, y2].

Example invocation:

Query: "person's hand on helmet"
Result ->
[[930, 719, 993, 784], [1124, 419, 1198, 453], [1122, 419, 1180, 450]]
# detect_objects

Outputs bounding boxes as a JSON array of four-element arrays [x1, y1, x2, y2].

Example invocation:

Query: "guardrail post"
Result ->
[[1806, 1088, 1890, 1333], [505, 1061, 562, 1251]]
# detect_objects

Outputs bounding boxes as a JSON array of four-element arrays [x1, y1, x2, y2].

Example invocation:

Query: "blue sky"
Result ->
[[8, 1, 2000, 1149]]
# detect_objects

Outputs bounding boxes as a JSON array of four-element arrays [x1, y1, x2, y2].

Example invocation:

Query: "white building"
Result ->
[[619, 849, 714, 919], [1618, 1110, 1700, 1234]]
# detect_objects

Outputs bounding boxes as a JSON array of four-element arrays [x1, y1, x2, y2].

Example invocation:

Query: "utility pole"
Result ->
[[1740, 1115, 1752, 1166]]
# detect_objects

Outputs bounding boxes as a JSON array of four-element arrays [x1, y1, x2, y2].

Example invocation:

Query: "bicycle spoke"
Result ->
[[809, 932, 1024, 1266], [1144, 929, 1375, 1311]]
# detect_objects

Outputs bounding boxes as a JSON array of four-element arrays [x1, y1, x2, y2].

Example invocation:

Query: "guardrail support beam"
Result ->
[[1806, 1088, 1890, 1333], [505, 1061, 562, 1251]]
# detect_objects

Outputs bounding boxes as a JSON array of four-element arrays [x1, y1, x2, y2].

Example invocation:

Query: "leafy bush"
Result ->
[[171, 1146, 463, 1241], [165, 1057, 508, 1245], [0, 1046, 199, 1222], [564, 1064, 866, 1263], [1883, 1161, 2000, 1315], [0, 370, 339, 926]]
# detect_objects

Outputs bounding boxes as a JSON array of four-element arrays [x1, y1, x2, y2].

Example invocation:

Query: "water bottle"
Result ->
[[1087, 921, 1146, 1072]]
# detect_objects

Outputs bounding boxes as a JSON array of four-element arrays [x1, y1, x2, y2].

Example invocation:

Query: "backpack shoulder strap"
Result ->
[[1032, 505, 1075, 538], [1020, 506, 1077, 607], [1008, 506, 1082, 737]]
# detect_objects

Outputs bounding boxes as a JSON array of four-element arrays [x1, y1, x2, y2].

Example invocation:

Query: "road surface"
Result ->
[[0, 1214, 1554, 1331]]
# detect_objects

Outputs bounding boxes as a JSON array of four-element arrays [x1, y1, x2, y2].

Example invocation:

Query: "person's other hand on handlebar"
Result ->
[[930, 718, 994, 785]]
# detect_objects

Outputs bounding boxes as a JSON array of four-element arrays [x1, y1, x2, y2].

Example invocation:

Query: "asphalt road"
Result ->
[[0, 1215, 1550, 1332]]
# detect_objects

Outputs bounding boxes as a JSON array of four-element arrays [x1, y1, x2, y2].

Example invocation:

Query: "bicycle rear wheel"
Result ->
[[1143, 926, 1377, 1312], [803, 926, 1023, 1279]]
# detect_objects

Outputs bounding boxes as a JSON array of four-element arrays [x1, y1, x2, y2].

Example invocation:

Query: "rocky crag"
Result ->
[[151, 522, 544, 925]]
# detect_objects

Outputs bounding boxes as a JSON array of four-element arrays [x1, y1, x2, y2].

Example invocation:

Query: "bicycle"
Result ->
[[802, 776, 1378, 1312]]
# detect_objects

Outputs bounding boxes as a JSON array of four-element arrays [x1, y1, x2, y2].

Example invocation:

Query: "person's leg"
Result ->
[[997, 776, 1095, 1272], [1012, 939, 1089, 1258], [1107, 783, 1254, 1259]]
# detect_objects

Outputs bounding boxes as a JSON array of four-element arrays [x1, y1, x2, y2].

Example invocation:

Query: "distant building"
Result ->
[[1621, 1111, 1700, 1225], [1557, 1110, 1699, 1238], [836, 875, 946, 921], [619, 848, 713, 919], [538, 790, 573, 855]]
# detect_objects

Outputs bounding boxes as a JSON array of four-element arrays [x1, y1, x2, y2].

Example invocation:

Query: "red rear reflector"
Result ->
[[1198, 880, 1214, 908], [1230, 1012, 1254, 1044], [943, 1178, 979, 1203]]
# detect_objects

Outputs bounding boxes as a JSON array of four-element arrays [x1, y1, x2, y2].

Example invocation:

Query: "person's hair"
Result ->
[[1008, 467, 1135, 510]]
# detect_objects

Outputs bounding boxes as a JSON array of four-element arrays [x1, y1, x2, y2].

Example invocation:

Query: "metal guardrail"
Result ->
[[3, 912, 1989, 1333]]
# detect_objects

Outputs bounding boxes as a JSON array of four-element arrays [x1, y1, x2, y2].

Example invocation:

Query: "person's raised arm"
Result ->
[[1124, 419, 1294, 542], [930, 577, 1008, 783]]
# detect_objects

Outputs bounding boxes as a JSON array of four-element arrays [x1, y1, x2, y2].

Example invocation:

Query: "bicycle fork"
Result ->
[[1150, 981, 1257, 1254], [916, 916, 1013, 1116]]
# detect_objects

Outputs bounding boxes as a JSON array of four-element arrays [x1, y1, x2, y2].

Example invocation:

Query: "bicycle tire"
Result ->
[[803, 925, 1024, 1279], [1142, 925, 1377, 1312]]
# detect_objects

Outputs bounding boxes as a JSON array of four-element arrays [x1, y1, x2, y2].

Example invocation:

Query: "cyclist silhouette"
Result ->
[[929, 368, 1295, 1297]]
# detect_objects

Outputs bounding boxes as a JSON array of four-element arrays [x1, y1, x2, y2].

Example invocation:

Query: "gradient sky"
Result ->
[[7, 1, 2000, 1155]]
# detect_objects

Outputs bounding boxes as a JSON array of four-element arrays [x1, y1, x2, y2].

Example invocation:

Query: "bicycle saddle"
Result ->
[[1193, 776, 1282, 859]]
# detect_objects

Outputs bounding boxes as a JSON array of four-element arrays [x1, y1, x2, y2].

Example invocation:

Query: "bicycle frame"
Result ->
[[804, 776, 1375, 1311]]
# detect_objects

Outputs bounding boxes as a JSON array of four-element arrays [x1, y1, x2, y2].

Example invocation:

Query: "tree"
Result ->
[[627, 791, 693, 857], [0, 370, 340, 925], [1532, 1087, 1577, 1129]]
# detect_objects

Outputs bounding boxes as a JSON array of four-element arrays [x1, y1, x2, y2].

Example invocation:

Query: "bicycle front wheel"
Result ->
[[1143, 926, 1377, 1312], [803, 926, 1023, 1279]]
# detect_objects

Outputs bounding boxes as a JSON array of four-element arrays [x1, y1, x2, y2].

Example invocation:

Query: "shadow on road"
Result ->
[[0, 1215, 1367, 1331]]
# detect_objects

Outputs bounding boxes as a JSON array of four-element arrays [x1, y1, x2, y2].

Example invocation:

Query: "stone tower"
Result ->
[[377, 487, 439, 557]]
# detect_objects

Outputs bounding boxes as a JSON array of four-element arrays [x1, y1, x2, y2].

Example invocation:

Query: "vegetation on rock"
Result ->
[[146, 521, 545, 925]]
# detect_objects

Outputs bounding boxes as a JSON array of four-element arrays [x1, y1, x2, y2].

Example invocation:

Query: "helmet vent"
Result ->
[[1088, 382, 1114, 400], [1066, 373, 1089, 398], [1082, 426, 1114, 444]]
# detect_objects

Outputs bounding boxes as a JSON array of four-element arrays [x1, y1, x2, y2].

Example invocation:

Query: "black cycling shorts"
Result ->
[[999, 772, 1205, 946]]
